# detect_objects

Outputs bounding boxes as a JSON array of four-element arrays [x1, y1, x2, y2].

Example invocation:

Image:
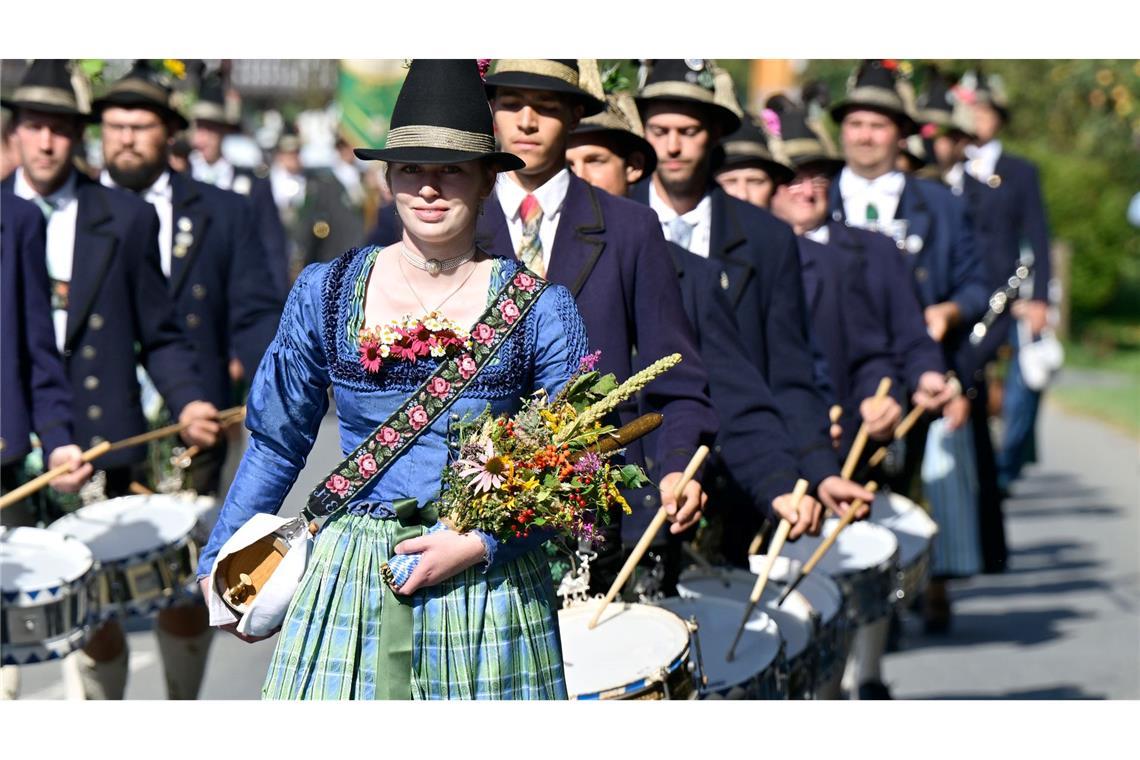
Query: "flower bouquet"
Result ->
[[380, 351, 682, 591]]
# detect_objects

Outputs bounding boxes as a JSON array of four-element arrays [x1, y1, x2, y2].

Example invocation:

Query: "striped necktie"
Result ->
[[517, 194, 545, 277]]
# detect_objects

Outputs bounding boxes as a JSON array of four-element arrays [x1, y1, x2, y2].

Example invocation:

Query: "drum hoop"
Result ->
[[573, 645, 691, 700]]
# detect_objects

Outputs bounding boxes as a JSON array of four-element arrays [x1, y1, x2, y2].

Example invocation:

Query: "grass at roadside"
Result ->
[[1049, 339, 1140, 438]]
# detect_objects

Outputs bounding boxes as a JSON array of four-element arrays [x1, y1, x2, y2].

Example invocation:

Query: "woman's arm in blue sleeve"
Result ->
[[196, 264, 331, 576], [474, 283, 590, 569]]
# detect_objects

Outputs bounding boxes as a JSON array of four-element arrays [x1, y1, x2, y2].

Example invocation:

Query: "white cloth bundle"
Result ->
[[206, 513, 313, 637]]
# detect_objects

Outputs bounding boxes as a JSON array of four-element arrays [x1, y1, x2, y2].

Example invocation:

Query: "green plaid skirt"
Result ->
[[261, 511, 567, 699]]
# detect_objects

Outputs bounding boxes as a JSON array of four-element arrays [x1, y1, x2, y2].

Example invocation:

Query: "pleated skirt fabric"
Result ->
[[261, 511, 567, 699]]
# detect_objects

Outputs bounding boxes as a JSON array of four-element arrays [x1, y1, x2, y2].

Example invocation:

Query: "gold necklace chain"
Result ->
[[397, 252, 480, 317]]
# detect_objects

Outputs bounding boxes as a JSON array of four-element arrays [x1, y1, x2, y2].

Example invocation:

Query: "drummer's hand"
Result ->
[[47, 445, 93, 493], [659, 472, 707, 535], [393, 531, 486, 595], [942, 394, 971, 432], [912, 371, 954, 412], [1012, 299, 1049, 336], [817, 476, 874, 521], [197, 577, 276, 643], [773, 492, 822, 539], [179, 401, 221, 448], [860, 394, 902, 442]]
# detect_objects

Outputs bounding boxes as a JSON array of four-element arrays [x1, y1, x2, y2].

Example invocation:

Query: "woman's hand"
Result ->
[[198, 577, 277, 643], [393, 530, 487, 595]]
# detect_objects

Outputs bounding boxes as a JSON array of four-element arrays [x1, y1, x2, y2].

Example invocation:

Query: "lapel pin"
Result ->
[[720, 271, 730, 291], [905, 234, 924, 254]]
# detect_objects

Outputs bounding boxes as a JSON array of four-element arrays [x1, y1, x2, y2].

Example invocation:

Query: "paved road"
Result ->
[[16, 399, 1140, 699]]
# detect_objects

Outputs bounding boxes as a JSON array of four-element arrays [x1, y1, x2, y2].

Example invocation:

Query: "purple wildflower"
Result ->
[[577, 350, 602, 373], [574, 451, 602, 475]]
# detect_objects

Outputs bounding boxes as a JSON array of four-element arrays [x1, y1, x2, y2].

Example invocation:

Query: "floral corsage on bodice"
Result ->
[[358, 312, 474, 373]]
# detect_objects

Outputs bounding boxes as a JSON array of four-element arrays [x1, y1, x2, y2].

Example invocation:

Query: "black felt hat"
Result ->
[[91, 60, 189, 130], [830, 60, 918, 135], [716, 113, 794, 185], [766, 96, 845, 176], [1, 59, 86, 118], [354, 59, 523, 171], [635, 59, 742, 135], [571, 92, 658, 176], [484, 59, 606, 116], [971, 69, 1011, 123], [190, 69, 238, 128], [916, 67, 976, 137]]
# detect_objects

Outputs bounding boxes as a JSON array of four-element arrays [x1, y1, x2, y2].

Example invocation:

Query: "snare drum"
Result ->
[[559, 601, 697, 700], [749, 555, 850, 695], [777, 521, 900, 627], [47, 495, 199, 619], [1, 527, 96, 665], [677, 568, 815, 699], [869, 492, 938, 603], [656, 596, 786, 699]]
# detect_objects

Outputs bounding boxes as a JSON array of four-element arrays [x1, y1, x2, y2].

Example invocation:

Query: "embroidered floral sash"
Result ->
[[305, 269, 549, 518]]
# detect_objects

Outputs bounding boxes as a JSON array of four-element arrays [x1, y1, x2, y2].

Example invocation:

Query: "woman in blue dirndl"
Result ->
[[196, 59, 588, 699]]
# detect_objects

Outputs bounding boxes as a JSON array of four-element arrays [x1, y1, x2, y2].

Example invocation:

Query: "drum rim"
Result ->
[[46, 497, 197, 563]]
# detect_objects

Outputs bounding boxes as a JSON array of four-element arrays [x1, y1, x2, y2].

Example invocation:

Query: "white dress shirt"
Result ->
[[101, 169, 174, 277], [944, 163, 967, 195], [838, 167, 906, 228], [803, 224, 830, 245], [14, 168, 79, 352], [190, 152, 235, 191], [964, 139, 1003, 183], [495, 168, 570, 273], [331, 157, 365, 207], [270, 164, 307, 212], [648, 181, 713, 258]]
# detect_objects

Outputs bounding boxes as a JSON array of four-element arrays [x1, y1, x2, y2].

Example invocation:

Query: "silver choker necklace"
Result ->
[[400, 244, 476, 276]]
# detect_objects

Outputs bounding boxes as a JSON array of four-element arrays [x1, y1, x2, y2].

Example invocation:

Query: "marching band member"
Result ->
[[2, 59, 217, 700], [566, 88, 829, 577], [480, 59, 718, 593], [631, 60, 872, 523]]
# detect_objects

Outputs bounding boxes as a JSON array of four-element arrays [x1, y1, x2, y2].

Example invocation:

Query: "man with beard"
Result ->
[[2, 59, 219, 700], [85, 60, 281, 700]]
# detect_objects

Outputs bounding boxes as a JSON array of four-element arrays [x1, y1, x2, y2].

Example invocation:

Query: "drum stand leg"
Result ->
[[0, 666, 20, 700], [842, 618, 891, 699], [154, 617, 214, 700], [64, 642, 129, 700]]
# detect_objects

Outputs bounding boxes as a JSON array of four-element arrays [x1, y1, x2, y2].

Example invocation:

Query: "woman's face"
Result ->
[[389, 160, 491, 246]]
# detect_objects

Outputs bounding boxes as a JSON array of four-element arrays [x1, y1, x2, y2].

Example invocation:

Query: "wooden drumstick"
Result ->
[[727, 478, 810, 662], [0, 440, 111, 510], [867, 374, 961, 468], [840, 378, 892, 481], [129, 482, 155, 496], [777, 482, 879, 606], [106, 405, 246, 453], [588, 445, 710, 629]]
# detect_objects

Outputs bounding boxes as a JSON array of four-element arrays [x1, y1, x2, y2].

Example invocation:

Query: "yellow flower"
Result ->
[[164, 59, 186, 80]]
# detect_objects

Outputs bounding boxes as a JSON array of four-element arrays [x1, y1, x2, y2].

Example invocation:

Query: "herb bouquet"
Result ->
[[380, 352, 681, 591]]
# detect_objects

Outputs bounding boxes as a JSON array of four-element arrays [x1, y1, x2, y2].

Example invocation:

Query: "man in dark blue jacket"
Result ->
[[478, 59, 718, 592], [566, 91, 832, 574], [1, 192, 92, 520], [630, 60, 872, 520], [188, 68, 289, 300], [3, 59, 222, 701]]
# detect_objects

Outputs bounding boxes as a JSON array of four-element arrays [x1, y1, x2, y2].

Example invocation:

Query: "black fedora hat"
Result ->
[[636, 59, 742, 135], [1, 59, 86, 119], [916, 67, 976, 138], [190, 69, 239, 129], [91, 60, 189, 130], [830, 59, 918, 135], [484, 59, 606, 116], [766, 95, 845, 176], [716, 113, 794, 185], [970, 68, 1011, 123], [571, 92, 658, 177], [354, 59, 523, 171]]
